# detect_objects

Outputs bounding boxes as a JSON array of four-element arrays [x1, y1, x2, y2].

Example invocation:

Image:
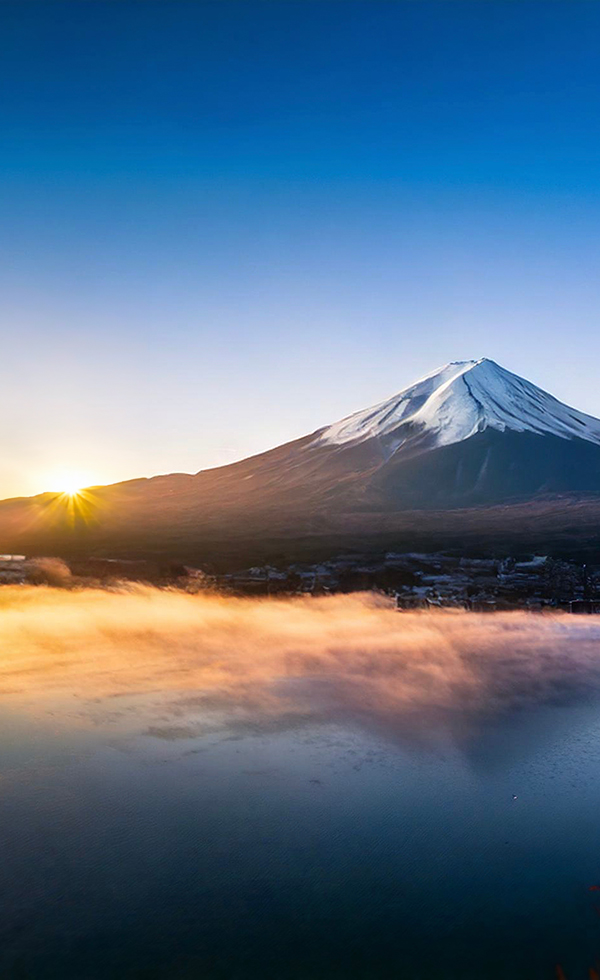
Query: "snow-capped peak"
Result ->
[[317, 358, 600, 455]]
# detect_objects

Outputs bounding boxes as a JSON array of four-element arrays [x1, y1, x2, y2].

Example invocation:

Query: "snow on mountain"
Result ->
[[317, 358, 600, 455]]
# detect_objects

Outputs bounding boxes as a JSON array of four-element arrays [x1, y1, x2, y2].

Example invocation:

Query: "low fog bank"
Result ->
[[1, 586, 600, 741]]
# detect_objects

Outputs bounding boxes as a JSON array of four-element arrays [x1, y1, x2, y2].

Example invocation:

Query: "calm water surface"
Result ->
[[2, 597, 600, 979]]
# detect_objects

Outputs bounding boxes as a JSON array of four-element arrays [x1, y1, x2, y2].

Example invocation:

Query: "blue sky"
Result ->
[[2, 1, 600, 496]]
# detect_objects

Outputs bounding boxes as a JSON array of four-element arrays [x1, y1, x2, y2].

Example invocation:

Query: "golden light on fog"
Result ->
[[1, 589, 599, 740]]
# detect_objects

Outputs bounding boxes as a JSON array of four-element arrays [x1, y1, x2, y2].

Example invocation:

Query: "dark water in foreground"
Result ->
[[3, 696, 600, 978], [2, 593, 600, 979]]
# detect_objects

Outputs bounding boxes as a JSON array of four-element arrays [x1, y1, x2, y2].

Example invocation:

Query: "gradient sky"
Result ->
[[3, 0, 600, 498]]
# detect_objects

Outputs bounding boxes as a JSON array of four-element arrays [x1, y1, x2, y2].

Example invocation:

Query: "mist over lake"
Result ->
[[1, 587, 600, 978], [5, 0, 600, 976]]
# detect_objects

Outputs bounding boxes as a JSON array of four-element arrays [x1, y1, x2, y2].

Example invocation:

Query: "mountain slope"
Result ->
[[318, 358, 600, 456], [2, 358, 600, 562]]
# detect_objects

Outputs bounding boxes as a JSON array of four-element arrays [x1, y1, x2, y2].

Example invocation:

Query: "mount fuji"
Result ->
[[3, 357, 600, 561], [319, 358, 600, 455], [302, 357, 600, 509]]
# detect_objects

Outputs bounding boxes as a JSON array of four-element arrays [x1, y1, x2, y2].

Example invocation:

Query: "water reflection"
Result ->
[[2, 587, 600, 978]]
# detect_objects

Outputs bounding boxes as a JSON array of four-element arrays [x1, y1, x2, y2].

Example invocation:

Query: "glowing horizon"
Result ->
[[3, 2, 600, 500], [39, 470, 98, 499]]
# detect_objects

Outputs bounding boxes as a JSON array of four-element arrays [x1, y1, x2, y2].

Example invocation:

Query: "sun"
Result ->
[[57, 473, 88, 497], [44, 470, 94, 497], [62, 479, 82, 497]]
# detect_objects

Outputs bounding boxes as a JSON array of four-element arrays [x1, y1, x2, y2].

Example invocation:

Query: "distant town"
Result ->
[[2, 550, 600, 612]]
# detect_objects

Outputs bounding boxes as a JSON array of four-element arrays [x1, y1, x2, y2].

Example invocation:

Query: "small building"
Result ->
[[569, 599, 600, 614], [0, 555, 28, 584]]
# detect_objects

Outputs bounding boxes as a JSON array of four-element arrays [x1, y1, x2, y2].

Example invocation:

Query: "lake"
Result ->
[[1, 587, 600, 979]]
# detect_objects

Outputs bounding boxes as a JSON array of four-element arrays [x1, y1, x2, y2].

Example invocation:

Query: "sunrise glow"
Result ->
[[43, 471, 95, 498], [62, 481, 82, 498]]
